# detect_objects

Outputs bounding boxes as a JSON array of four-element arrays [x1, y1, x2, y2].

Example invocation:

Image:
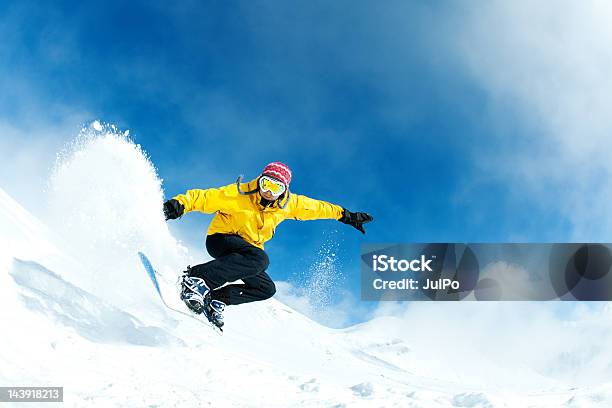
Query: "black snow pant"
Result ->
[[188, 233, 276, 306]]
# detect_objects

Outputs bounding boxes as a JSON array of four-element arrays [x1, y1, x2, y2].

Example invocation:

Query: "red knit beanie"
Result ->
[[262, 162, 292, 186]]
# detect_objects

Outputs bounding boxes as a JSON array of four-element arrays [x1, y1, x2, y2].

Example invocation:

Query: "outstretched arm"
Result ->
[[288, 194, 343, 221], [289, 194, 373, 234], [163, 184, 234, 220]]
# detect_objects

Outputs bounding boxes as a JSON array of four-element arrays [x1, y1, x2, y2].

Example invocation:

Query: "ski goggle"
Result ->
[[259, 175, 286, 196]]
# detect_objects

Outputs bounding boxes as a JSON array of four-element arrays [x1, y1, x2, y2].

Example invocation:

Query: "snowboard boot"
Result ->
[[179, 269, 210, 315], [205, 299, 226, 329]]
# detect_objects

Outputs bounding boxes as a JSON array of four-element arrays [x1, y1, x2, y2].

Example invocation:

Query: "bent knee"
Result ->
[[261, 280, 276, 300], [246, 248, 270, 272]]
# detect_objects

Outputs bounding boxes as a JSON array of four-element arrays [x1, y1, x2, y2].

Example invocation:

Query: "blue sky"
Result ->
[[2, 1, 609, 325]]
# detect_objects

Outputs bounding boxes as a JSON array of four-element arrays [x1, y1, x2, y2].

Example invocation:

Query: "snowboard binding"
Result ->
[[207, 299, 226, 329], [179, 269, 225, 331], [179, 269, 210, 315]]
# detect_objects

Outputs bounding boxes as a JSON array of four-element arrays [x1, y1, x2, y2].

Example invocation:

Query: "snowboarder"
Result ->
[[163, 162, 373, 329]]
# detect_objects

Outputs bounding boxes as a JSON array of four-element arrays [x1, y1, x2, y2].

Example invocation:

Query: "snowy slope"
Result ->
[[3, 188, 612, 408], [2, 125, 612, 407]]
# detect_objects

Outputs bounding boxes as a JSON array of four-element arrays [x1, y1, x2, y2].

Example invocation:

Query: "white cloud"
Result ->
[[445, 1, 612, 240], [477, 261, 537, 300]]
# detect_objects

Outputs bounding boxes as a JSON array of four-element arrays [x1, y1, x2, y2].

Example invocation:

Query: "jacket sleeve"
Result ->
[[287, 194, 344, 221], [172, 183, 235, 214]]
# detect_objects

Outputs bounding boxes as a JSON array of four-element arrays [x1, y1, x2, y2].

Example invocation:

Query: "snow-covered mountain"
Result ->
[[2, 126, 611, 407]]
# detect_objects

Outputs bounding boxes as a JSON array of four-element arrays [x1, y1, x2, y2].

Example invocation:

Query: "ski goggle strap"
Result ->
[[259, 175, 286, 196], [236, 175, 259, 195]]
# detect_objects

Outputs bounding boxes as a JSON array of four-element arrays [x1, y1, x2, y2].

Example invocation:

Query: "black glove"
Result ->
[[163, 199, 185, 220], [339, 208, 373, 234]]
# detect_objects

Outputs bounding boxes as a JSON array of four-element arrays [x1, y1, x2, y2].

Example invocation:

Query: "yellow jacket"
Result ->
[[173, 178, 344, 249]]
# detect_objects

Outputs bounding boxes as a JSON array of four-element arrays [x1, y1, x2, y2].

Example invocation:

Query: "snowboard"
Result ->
[[137, 251, 223, 334]]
